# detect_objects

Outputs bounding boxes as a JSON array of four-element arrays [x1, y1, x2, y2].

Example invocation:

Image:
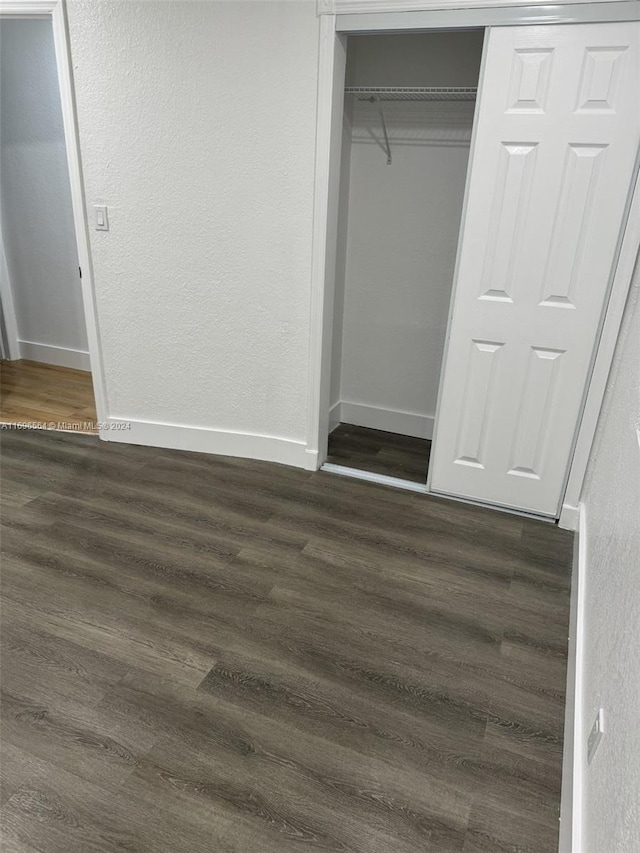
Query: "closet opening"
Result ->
[[324, 29, 485, 488]]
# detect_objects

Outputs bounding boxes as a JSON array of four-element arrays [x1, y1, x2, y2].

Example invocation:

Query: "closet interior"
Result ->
[[327, 30, 484, 485]]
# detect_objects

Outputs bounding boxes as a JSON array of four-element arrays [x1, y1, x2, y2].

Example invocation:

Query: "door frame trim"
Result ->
[[319, 0, 638, 14], [332, 1, 640, 30], [0, 0, 109, 428], [0, 226, 20, 360], [559, 159, 640, 528], [307, 4, 640, 526]]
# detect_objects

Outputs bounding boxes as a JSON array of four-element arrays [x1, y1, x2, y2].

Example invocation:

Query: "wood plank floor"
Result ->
[[327, 424, 431, 483], [0, 360, 97, 434], [0, 428, 573, 853]]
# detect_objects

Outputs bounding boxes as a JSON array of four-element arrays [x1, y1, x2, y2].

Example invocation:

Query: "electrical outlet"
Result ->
[[587, 708, 604, 765]]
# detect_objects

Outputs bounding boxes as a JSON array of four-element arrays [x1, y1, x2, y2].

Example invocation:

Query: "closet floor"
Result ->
[[327, 423, 430, 483], [0, 428, 572, 853], [0, 359, 97, 434]]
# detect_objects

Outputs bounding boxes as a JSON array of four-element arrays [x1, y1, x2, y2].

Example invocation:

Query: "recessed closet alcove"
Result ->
[[319, 19, 640, 519], [328, 31, 484, 484]]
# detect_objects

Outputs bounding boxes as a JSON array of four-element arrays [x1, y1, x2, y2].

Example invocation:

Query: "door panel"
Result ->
[[455, 339, 504, 468], [430, 22, 640, 516]]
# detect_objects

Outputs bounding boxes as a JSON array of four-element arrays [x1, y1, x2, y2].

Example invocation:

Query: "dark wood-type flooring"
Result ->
[[0, 428, 573, 853], [327, 423, 431, 483]]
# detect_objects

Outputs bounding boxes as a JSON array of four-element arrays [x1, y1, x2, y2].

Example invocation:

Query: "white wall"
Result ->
[[345, 32, 486, 88], [65, 0, 319, 459], [0, 19, 88, 369], [331, 32, 483, 437], [578, 251, 640, 851]]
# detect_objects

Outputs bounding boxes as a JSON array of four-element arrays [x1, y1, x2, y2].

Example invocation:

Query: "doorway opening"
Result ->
[[0, 16, 97, 434], [325, 30, 484, 487]]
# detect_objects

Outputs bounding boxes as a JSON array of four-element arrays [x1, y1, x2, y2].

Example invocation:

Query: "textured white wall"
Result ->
[[579, 251, 640, 851], [0, 19, 87, 356], [66, 0, 319, 438], [332, 32, 482, 428]]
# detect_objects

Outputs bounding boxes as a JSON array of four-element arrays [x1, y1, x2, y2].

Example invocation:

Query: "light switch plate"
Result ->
[[94, 205, 109, 231], [587, 708, 604, 765]]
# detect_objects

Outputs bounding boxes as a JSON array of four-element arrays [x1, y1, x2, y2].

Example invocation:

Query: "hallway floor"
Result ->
[[0, 359, 97, 433], [0, 429, 572, 852]]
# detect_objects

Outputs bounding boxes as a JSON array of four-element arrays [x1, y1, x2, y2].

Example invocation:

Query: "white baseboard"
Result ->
[[329, 402, 341, 433], [559, 502, 586, 853], [103, 417, 318, 471], [19, 340, 91, 372], [333, 400, 434, 440], [559, 502, 580, 531]]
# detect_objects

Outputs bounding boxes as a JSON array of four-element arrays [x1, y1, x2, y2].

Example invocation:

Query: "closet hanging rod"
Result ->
[[345, 86, 477, 102]]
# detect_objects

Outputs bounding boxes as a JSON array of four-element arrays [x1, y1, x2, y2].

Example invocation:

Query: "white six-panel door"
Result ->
[[429, 22, 640, 516]]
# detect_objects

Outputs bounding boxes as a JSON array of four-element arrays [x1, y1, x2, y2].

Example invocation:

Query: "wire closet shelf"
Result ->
[[345, 86, 477, 102]]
